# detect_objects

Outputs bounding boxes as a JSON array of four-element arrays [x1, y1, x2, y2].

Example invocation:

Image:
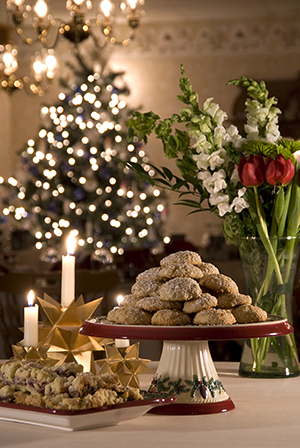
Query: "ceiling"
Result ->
[[0, 0, 300, 25]]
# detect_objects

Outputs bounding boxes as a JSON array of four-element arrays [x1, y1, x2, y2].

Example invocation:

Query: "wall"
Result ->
[[1, 15, 300, 248]]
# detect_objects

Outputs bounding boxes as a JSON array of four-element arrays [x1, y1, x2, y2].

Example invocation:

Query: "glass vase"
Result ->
[[238, 236, 300, 378]]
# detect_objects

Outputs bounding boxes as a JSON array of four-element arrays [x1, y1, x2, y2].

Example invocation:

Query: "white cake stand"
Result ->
[[80, 316, 294, 415]]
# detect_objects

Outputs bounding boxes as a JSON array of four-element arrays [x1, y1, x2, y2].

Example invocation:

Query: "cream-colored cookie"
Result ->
[[217, 293, 252, 309], [151, 309, 192, 326], [136, 297, 183, 312], [131, 279, 163, 299], [198, 262, 220, 276], [199, 274, 239, 294], [160, 250, 202, 267], [159, 277, 202, 302], [107, 306, 152, 325], [158, 263, 204, 279], [119, 294, 141, 307], [232, 304, 267, 323], [193, 309, 236, 325], [182, 293, 218, 313], [136, 267, 162, 282]]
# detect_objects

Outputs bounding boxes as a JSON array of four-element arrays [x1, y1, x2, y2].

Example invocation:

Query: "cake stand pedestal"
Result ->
[[80, 316, 294, 415]]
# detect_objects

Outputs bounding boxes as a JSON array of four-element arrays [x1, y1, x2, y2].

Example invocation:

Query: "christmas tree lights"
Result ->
[[1, 57, 168, 258]]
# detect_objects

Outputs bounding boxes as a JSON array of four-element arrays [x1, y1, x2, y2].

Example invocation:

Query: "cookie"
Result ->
[[136, 267, 162, 281], [199, 274, 239, 294], [217, 293, 252, 309], [131, 279, 163, 299], [198, 262, 219, 276], [107, 306, 152, 325], [151, 309, 192, 326], [119, 294, 141, 307], [136, 297, 183, 312], [158, 263, 204, 279], [193, 308, 236, 325], [182, 293, 218, 313], [160, 250, 202, 267], [159, 277, 202, 302], [232, 304, 268, 323]]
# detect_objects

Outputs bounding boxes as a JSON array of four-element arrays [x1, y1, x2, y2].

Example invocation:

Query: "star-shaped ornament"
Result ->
[[96, 342, 151, 388], [14, 294, 112, 373]]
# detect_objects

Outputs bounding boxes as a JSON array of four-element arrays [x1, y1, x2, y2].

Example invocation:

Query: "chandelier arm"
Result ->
[[14, 19, 64, 49]]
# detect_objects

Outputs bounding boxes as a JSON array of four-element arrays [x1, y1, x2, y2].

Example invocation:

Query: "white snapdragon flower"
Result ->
[[214, 125, 227, 148], [231, 188, 249, 213], [245, 124, 259, 141], [193, 148, 226, 171], [203, 98, 219, 117], [293, 150, 300, 168], [209, 192, 232, 217], [202, 170, 227, 194], [265, 121, 280, 143], [230, 166, 240, 185], [224, 125, 244, 148], [192, 133, 211, 153]]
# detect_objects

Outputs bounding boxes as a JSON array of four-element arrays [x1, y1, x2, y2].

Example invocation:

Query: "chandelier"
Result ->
[[0, 0, 145, 95]]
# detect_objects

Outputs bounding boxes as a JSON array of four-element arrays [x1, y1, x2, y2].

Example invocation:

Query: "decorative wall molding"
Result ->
[[111, 17, 300, 57]]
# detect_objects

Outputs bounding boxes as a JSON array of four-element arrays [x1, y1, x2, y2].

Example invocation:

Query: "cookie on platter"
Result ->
[[151, 309, 192, 326], [193, 309, 236, 325], [182, 293, 218, 313], [107, 306, 152, 325], [159, 277, 202, 301], [136, 296, 183, 312], [199, 274, 239, 294], [160, 250, 202, 267], [232, 304, 268, 323]]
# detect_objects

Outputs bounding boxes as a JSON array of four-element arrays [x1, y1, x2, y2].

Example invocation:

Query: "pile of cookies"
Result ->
[[107, 250, 268, 326], [0, 360, 143, 410]]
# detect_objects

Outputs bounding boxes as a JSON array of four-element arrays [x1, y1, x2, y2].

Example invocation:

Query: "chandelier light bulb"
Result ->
[[34, 0, 48, 19], [45, 53, 57, 72], [126, 0, 138, 10], [73, 0, 86, 5], [100, 0, 113, 18]]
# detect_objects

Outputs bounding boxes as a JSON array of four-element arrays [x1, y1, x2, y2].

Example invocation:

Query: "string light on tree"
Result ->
[[1, 56, 168, 256]]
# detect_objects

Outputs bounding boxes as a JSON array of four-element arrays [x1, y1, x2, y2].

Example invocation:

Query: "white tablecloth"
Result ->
[[1, 362, 300, 447]]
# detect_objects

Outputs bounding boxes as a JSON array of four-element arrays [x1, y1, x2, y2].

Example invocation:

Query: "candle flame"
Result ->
[[117, 295, 124, 306], [27, 290, 35, 306], [67, 233, 77, 255]]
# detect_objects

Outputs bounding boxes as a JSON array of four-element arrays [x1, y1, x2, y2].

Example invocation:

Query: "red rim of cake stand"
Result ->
[[147, 399, 235, 415], [80, 315, 293, 341]]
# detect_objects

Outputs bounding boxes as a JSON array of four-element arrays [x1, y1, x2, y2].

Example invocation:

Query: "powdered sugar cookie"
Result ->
[[232, 304, 267, 323], [136, 297, 183, 312], [119, 294, 141, 307], [160, 250, 202, 267], [158, 263, 204, 279], [193, 309, 236, 325], [198, 262, 220, 276], [199, 274, 239, 294], [107, 306, 152, 325], [136, 267, 162, 282], [151, 309, 192, 326], [159, 277, 202, 301], [182, 293, 218, 313], [131, 279, 163, 298], [217, 293, 252, 309]]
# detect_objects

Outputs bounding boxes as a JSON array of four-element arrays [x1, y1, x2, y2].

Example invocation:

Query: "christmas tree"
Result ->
[[0, 55, 167, 261]]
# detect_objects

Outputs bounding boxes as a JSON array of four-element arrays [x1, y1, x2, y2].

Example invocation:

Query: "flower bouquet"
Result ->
[[126, 65, 300, 377]]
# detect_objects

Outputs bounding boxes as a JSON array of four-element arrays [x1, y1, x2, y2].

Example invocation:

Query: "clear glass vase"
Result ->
[[238, 236, 300, 378]]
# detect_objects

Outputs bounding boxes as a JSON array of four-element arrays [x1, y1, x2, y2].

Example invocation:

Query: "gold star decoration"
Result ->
[[96, 342, 151, 388], [15, 294, 112, 373], [11, 343, 59, 367]]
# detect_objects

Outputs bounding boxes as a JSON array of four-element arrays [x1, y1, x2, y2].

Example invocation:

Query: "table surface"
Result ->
[[1, 361, 300, 448]]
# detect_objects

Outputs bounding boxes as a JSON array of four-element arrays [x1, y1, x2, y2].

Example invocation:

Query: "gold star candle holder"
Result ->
[[96, 342, 151, 388], [14, 294, 112, 373]]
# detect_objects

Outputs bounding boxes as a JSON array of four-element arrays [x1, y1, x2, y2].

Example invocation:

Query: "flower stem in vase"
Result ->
[[238, 236, 300, 378]]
